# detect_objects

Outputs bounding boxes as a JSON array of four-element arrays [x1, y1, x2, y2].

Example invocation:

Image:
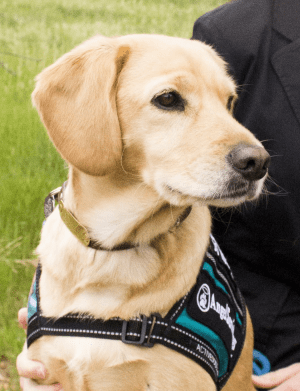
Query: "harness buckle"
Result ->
[[121, 314, 159, 348]]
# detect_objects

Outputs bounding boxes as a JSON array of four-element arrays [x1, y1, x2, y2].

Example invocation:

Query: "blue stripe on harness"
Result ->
[[202, 262, 228, 295], [27, 279, 38, 319], [176, 308, 228, 378]]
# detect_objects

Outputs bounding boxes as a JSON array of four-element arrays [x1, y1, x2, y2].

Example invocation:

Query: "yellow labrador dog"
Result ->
[[25, 34, 270, 391]]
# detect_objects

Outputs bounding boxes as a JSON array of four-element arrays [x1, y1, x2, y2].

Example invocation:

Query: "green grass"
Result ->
[[0, 0, 227, 387]]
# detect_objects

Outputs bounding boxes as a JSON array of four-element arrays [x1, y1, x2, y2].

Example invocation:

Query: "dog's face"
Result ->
[[117, 36, 269, 207], [32, 34, 269, 208]]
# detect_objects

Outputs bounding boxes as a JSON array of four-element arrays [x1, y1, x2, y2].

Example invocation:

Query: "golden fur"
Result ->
[[24, 34, 266, 390]]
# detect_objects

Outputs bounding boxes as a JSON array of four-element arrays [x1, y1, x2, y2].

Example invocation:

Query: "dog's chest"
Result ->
[[27, 235, 246, 389]]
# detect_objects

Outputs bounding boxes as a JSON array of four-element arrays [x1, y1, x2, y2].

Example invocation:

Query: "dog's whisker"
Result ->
[[264, 175, 288, 196]]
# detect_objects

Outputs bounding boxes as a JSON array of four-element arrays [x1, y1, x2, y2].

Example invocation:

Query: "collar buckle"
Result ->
[[44, 186, 62, 218]]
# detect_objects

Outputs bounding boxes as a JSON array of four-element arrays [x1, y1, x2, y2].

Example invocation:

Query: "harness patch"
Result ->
[[27, 235, 246, 389]]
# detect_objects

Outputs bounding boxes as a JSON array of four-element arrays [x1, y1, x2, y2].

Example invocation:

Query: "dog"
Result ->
[[24, 34, 270, 390]]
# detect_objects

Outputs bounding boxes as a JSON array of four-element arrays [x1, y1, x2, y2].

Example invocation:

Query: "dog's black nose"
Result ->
[[227, 144, 270, 181]]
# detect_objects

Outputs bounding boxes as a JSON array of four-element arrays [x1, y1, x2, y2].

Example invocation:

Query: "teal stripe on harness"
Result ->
[[175, 308, 228, 378], [236, 312, 242, 326], [27, 280, 38, 320], [203, 262, 228, 295]]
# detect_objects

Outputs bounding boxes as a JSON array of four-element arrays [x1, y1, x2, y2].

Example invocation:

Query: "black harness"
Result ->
[[27, 235, 246, 389]]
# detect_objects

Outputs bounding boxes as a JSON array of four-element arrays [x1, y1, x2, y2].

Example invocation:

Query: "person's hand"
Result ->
[[17, 308, 63, 391], [252, 363, 300, 390]]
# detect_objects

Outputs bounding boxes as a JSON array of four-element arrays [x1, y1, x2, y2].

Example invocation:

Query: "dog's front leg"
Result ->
[[85, 360, 150, 391], [27, 342, 89, 391], [43, 357, 88, 391]]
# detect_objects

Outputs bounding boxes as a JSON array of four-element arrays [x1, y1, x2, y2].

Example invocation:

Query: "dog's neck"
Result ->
[[37, 167, 212, 319], [62, 168, 192, 250]]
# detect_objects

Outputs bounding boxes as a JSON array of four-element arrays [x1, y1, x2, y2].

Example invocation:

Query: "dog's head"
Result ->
[[33, 34, 269, 208]]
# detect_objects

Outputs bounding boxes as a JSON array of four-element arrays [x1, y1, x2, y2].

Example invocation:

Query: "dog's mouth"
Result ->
[[164, 179, 258, 205], [220, 180, 256, 199], [166, 185, 184, 195]]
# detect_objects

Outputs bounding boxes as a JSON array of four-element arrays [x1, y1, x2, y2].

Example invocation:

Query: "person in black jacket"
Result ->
[[193, 0, 300, 389]]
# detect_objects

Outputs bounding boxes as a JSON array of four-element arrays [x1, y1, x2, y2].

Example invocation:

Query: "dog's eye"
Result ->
[[152, 92, 184, 111], [227, 95, 235, 111], [157, 93, 177, 107]]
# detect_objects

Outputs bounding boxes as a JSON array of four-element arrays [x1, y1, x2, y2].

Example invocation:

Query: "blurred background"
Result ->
[[0, 0, 227, 388]]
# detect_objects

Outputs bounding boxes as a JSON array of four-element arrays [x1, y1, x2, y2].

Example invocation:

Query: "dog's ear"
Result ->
[[32, 36, 130, 176]]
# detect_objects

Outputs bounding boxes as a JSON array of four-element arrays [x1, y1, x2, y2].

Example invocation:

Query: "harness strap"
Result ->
[[27, 305, 219, 384]]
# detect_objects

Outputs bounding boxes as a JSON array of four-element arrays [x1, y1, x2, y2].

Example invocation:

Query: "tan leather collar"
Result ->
[[44, 183, 192, 252]]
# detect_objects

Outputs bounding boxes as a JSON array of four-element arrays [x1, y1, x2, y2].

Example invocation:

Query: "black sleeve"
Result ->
[[191, 0, 272, 86]]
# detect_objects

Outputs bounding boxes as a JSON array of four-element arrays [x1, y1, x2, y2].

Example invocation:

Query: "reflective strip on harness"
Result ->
[[27, 236, 246, 390]]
